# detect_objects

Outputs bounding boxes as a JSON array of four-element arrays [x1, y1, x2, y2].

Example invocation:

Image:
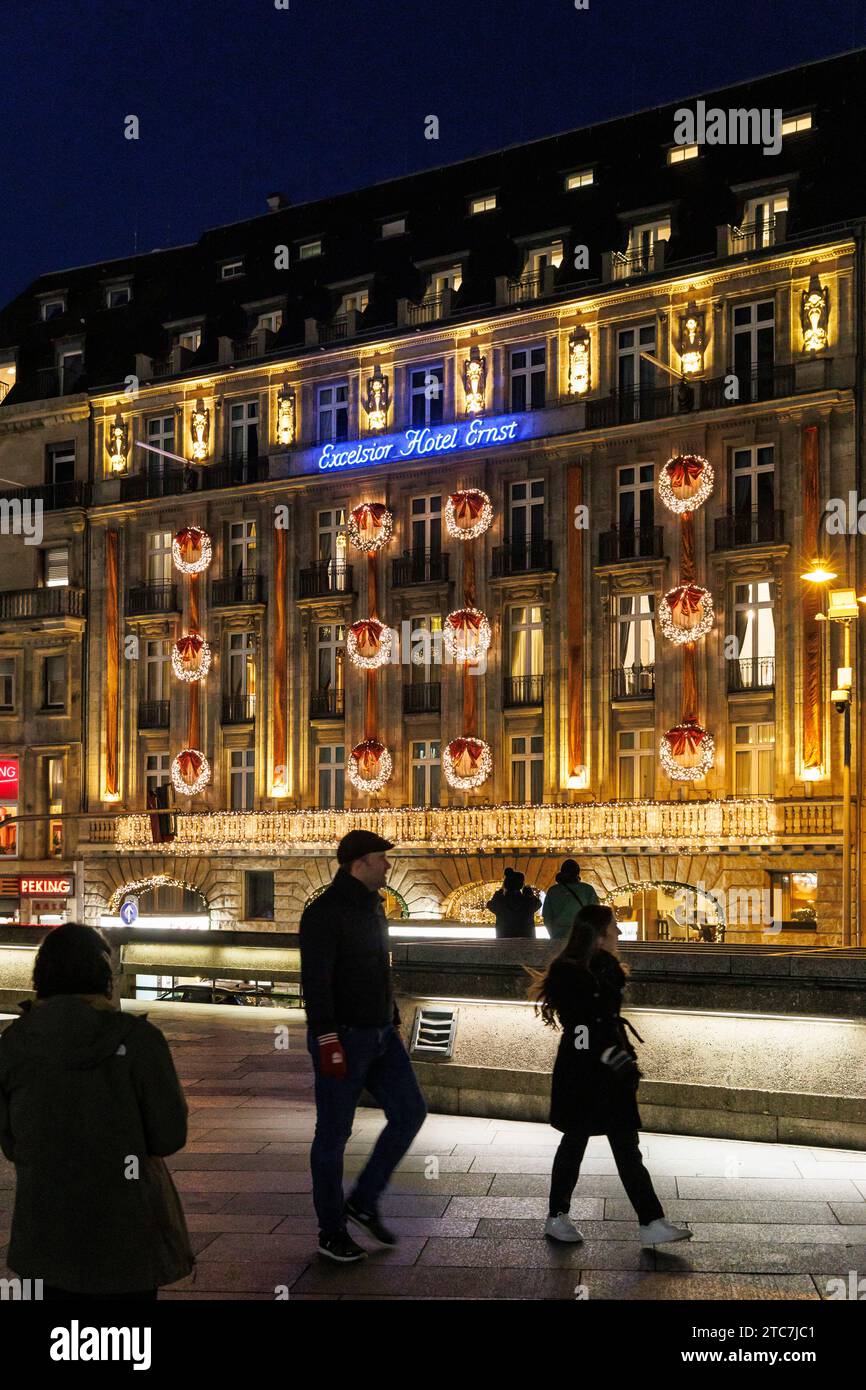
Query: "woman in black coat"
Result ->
[[531, 904, 692, 1247], [487, 869, 540, 939]]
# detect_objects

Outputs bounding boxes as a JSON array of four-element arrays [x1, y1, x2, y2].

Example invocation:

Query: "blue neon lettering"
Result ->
[[311, 415, 525, 473]]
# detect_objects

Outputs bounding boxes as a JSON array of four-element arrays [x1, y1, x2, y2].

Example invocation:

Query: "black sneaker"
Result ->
[[318, 1228, 367, 1263], [345, 1199, 399, 1247]]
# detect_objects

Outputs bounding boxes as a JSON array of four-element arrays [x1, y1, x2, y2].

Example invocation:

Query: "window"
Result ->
[[105, 284, 131, 308], [509, 345, 546, 411], [298, 239, 322, 260], [732, 300, 776, 400], [227, 633, 257, 711], [617, 729, 655, 799], [317, 508, 348, 590], [228, 519, 257, 575], [381, 218, 406, 238], [617, 463, 655, 540], [565, 168, 593, 190], [625, 219, 670, 272], [411, 494, 442, 558], [668, 144, 699, 164], [617, 325, 657, 415], [220, 259, 245, 280], [469, 193, 497, 215], [177, 328, 201, 353], [732, 445, 775, 528], [614, 595, 655, 686], [411, 740, 440, 806], [338, 289, 369, 317], [410, 615, 443, 683], [58, 350, 84, 389], [145, 415, 175, 472], [47, 755, 63, 857], [245, 870, 274, 920], [47, 442, 75, 488], [147, 531, 173, 584], [509, 605, 544, 677], [430, 265, 462, 297], [409, 365, 444, 426], [144, 639, 171, 702], [316, 744, 345, 809], [0, 805, 17, 858], [781, 113, 812, 136], [317, 382, 349, 442], [43, 654, 66, 710], [43, 546, 69, 588], [741, 193, 788, 248], [0, 657, 15, 711], [230, 749, 255, 810], [732, 582, 775, 689], [144, 752, 171, 796], [40, 296, 66, 321], [256, 310, 283, 334], [526, 243, 563, 278], [510, 734, 544, 805], [508, 479, 545, 545], [768, 870, 817, 928], [316, 624, 345, 693], [733, 722, 775, 795], [229, 400, 259, 460]]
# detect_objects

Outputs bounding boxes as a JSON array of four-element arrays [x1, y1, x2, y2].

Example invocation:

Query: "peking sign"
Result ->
[[19, 875, 75, 897], [0, 758, 19, 800], [290, 413, 534, 476]]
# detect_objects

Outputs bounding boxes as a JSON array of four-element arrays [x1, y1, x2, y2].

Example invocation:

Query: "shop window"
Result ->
[[769, 871, 818, 930], [0, 807, 17, 857]]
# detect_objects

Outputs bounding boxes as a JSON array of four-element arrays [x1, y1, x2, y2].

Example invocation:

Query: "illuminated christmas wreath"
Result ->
[[346, 618, 393, 670], [347, 738, 393, 792], [658, 585, 715, 645], [445, 488, 493, 540], [443, 607, 492, 663], [171, 748, 211, 795], [347, 502, 393, 553], [659, 722, 715, 782], [443, 736, 493, 790], [172, 526, 213, 574], [171, 633, 212, 681], [658, 454, 714, 514]]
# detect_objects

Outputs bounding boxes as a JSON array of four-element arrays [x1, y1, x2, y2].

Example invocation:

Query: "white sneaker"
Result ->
[[544, 1213, 584, 1243], [639, 1218, 693, 1247]]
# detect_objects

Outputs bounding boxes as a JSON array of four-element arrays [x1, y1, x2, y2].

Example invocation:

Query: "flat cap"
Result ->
[[336, 829, 395, 865]]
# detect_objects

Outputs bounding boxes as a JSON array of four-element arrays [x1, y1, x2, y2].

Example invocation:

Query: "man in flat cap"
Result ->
[[300, 829, 427, 1262]]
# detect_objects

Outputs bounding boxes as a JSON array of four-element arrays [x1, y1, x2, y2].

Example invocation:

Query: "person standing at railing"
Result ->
[[542, 859, 600, 940]]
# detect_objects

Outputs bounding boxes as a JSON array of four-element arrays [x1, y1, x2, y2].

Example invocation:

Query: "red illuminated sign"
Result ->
[[19, 876, 74, 897], [0, 759, 19, 800]]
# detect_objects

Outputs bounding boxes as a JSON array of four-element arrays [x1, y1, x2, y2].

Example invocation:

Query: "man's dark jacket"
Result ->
[[300, 868, 398, 1036]]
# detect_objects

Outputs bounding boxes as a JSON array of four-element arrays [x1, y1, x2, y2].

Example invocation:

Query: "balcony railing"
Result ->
[[299, 562, 354, 599], [137, 700, 170, 729], [403, 682, 441, 714], [211, 572, 265, 606], [222, 693, 257, 724], [126, 582, 179, 615], [36, 365, 86, 398], [392, 552, 450, 586], [714, 510, 785, 549], [119, 457, 269, 501], [507, 274, 543, 304], [728, 657, 776, 692], [598, 525, 664, 565], [729, 218, 779, 253], [503, 675, 544, 708], [310, 688, 345, 718], [120, 468, 186, 501], [204, 457, 270, 489], [0, 480, 91, 511], [701, 365, 795, 408], [491, 538, 554, 576], [585, 384, 675, 428], [407, 296, 444, 326], [319, 316, 349, 344], [0, 586, 85, 620], [611, 664, 655, 699]]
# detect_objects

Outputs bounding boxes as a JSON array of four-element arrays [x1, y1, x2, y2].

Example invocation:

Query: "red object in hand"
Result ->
[[318, 1036, 347, 1079]]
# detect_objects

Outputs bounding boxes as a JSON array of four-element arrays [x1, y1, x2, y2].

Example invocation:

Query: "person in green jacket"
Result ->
[[542, 860, 600, 940]]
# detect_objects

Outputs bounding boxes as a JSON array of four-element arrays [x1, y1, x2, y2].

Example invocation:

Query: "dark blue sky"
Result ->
[[1, 0, 863, 306]]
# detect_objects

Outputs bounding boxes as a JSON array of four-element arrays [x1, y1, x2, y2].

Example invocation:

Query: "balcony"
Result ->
[[503, 675, 543, 708], [201, 457, 270, 489], [119, 457, 269, 501], [211, 572, 265, 606], [0, 480, 91, 511], [725, 216, 785, 255], [222, 694, 257, 724], [728, 657, 776, 693], [0, 587, 85, 621], [701, 365, 795, 408], [491, 538, 554, 577], [126, 582, 179, 616], [120, 468, 186, 501], [598, 525, 664, 565], [611, 664, 655, 699], [298, 562, 355, 600], [714, 510, 785, 550], [392, 552, 450, 587], [310, 688, 345, 719], [36, 364, 86, 398], [403, 682, 441, 715], [137, 700, 170, 729], [405, 295, 448, 326], [585, 385, 675, 429]]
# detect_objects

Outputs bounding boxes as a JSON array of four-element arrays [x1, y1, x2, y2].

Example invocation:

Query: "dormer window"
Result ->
[[469, 193, 497, 215], [430, 265, 462, 298], [339, 289, 369, 316], [619, 218, 670, 276], [781, 112, 812, 136], [39, 296, 66, 321], [219, 259, 245, 281], [741, 192, 788, 248], [381, 217, 406, 238], [299, 239, 322, 260], [105, 283, 132, 308], [256, 310, 283, 334], [667, 143, 699, 164], [565, 168, 593, 190], [527, 242, 563, 275], [176, 327, 202, 352]]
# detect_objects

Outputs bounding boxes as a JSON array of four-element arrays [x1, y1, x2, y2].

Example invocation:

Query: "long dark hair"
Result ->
[[528, 904, 625, 1028], [32, 922, 113, 1000]]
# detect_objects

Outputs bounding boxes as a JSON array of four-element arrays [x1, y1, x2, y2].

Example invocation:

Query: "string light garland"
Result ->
[[659, 722, 715, 782], [443, 607, 492, 663], [347, 503, 393, 552], [347, 618, 393, 670], [445, 489, 493, 540], [171, 634, 212, 681], [443, 736, 493, 790], [171, 749, 211, 796], [658, 454, 714, 514], [659, 585, 715, 645], [107, 874, 205, 914], [347, 738, 393, 792], [172, 526, 213, 574]]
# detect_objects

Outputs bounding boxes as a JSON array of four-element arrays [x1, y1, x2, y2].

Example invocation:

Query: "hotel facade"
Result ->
[[1, 52, 865, 950]]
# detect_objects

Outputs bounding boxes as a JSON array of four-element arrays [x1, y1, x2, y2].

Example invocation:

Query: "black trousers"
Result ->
[[549, 1127, 664, 1225]]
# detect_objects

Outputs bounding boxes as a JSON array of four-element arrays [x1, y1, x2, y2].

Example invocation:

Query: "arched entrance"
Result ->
[[107, 875, 210, 927], [442, 879, 543, 925], [303, 884, 410, 920], [603, 880, 726, 943]]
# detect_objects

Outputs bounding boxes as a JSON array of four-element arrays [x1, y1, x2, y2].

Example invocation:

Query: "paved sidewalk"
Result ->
[[2, 1003, 866, 1300]]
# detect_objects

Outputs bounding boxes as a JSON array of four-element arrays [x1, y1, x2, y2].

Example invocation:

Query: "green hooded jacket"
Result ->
[[542, 878, 600, 939]]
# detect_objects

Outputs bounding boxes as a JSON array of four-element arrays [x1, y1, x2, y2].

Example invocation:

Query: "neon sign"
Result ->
[[292, 413, 532, 475], [20, 875, 75, 897]]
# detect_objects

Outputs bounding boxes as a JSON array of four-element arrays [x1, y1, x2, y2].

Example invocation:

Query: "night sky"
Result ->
[[1, 0, 863, 307]]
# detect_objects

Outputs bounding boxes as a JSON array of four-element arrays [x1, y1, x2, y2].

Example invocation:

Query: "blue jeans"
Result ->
[[308, 1024, 427, 1237]]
